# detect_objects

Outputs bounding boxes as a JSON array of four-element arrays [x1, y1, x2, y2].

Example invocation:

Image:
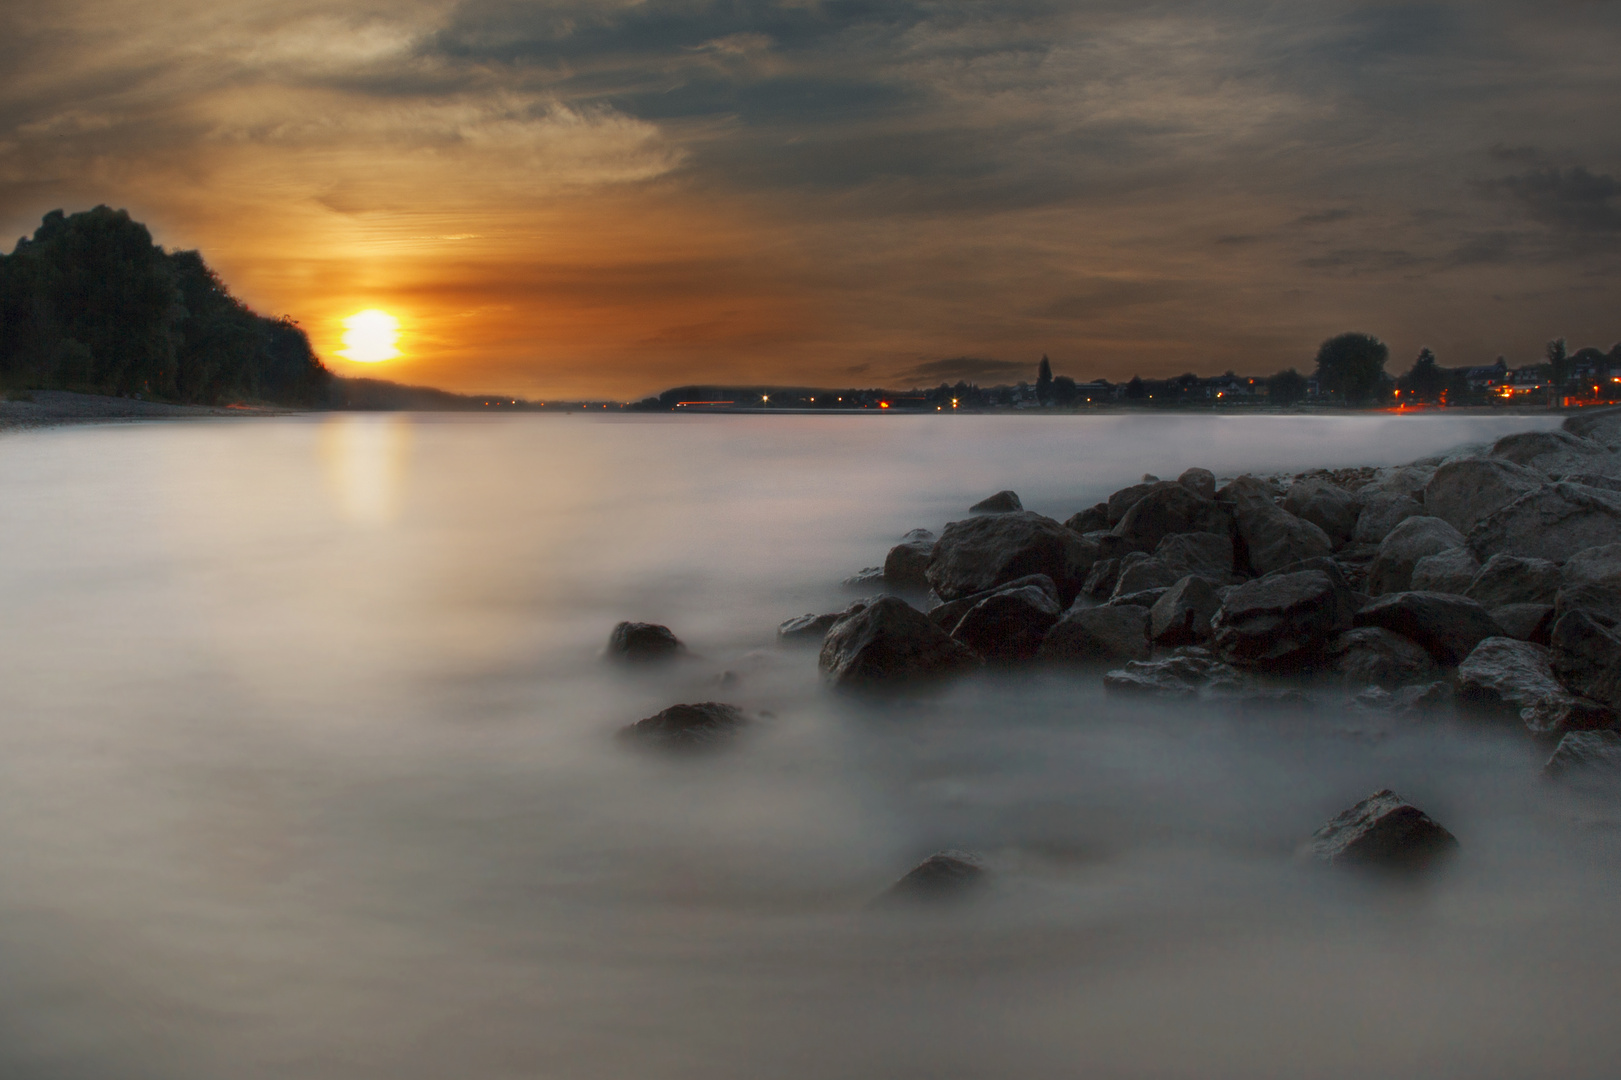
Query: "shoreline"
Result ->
[[0, 390, 295, 433]]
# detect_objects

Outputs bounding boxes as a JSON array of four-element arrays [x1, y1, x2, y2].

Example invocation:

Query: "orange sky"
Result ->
[[4, 0, 1620, 399]]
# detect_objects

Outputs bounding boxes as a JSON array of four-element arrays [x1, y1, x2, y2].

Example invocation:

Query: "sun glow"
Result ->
[[338, 309, 401, 363]]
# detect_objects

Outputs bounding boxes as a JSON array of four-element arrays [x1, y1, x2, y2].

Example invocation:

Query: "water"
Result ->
[[1, 411, 1617, 1080]]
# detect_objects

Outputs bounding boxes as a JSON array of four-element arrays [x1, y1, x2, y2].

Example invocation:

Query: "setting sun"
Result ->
[[337, 310, 401, 363]]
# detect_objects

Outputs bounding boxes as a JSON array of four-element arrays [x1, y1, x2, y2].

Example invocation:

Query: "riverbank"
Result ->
[[0, 390, 292, 432]]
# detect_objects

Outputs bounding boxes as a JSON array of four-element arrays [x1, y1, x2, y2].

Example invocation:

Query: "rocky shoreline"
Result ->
[[613, 407, 1621, 890], [0, 389, 287, 433]]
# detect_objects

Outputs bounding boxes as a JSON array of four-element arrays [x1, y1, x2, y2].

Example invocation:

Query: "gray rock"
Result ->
[[1550, 609, 1621, 709], [1352, 492, 1426, 545], [1112, 481, 1231, 552], [1555, 542, 1621, 626], [1307, 789, 1458, 869], [1155, 531, 1241, 585], [951, 585, 1062, 661], [1563, 474, 1621, 495], [1211, 569, 1353, 668], [1465, 553, 1562, 609], [1543, 730, 1621, 778], [880, 851, 986, 902], [1490, 603, 1556, 645], [1106, 482, 1160, 527], [1422, 457, 1547, 535], [1086, 531, 1140, 560], [1353, 591, 1503, 666], [901, 528, 937, 543], [1039, 605, 1151, 663], [1490, 429, 1617, 478], [927, 512, 1096, 604], [1368, 516, 1467, 595], [819, 597, 982, 688], [1217, 476, 1335, 576], [1112, 555, 1181, 598], [1521, 696, 1616, 739], [1081, 557, 1121, 599], [1101, 653, 1241, 698], [1468, 482, 1621, 563], [1456, 637, 1572, 716], [1409, 546, 1480, 595], [606, 621, 686, 662], [779, 600, 873, 644], [1107, 588, 1170, 609], [1149, 575, 1222, 647], [1178, 467, 1216, 500], [882, 540, 935, 589], [842, 566, 887, 587], [1064, 503, 1108, 534], [1283, 477, 1361, 546], [926, 574, 1060, 634], [1327, 626, 1439, 689], [970, 490, 1023, 515], [618, 702, 747, 749], [1563, 406, 1621, 449], [1359, 465, 1437, 501]]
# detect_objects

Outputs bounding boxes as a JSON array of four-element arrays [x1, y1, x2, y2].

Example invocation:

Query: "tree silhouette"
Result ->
[[1036, 355, 1053, 404], [1546, 338, 1569, 387], [1124, 375, 1146, 400], [1400, 348, 1447, 403], [1267, 368, 1308, 405], [1313, 332, 1389, 404]]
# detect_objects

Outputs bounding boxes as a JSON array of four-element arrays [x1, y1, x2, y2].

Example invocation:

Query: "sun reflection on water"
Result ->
[[319, 414, 412, 525]]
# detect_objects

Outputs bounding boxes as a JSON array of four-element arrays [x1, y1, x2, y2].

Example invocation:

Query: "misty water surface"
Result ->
[[0, 411, 1617, 1080]]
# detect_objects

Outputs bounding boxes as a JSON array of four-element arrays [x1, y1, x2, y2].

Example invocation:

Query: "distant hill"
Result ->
[[331, 377, 535, 411]]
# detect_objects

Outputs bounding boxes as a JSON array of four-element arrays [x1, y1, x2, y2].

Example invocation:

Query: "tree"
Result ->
[[1268, 368, 1308, 405], [1124, 375, 1146, 400], [1052, 375, 1077, 405], [1036, 355, 1053, 404], [1401, 348, 1447, 403], [1547, 338, 1569, 387], [1313, 332, 1389, 404]]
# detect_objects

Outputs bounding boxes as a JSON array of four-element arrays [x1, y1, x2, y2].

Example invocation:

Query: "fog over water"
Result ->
[[3, 411, 1619, 1080]]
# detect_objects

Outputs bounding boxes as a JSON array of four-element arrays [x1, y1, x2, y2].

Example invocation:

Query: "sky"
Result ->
[[2, 0, 1619, 399]]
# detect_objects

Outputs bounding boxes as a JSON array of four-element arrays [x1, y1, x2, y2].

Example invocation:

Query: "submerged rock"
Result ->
[[618, 702, 747, 749], [927, 512, 1094, 604], [1352, 591, 1503, 667], [1307, 790, 1458, 869], [1468, 482, 1621, 563], [879, 851, 987, 902], [1367, 516, 1466, 595], [1210, 569, 1353, 668], [819, 597, 981, 688], [606, 621, 686, 663], [1543, 730, 1621, 779], [1040, 604, 1151, 663], [951, 585, 1061, 661], [970, 490, 1023, 515]]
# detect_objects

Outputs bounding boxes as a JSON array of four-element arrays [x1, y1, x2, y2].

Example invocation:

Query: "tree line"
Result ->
[[0, 206, 331, 405]]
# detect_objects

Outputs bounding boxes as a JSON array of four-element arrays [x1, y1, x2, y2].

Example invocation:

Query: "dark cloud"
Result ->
[[1485, 165, 1621, 233], [894, 356, 1032, 385]]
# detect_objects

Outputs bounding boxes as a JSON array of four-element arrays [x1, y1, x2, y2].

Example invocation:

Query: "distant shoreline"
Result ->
[[0, 390, 293, 433]]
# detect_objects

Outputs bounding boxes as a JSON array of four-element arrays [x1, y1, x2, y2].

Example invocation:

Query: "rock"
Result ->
[[1065, 503, 1109, 534], [1101, 653, 1240, 698], [1210, 569, 1353, 668], [1107, 588, 1169, 608], [1543, 730, 1621, 778], [926, 512, 1096, 604], [1490, 603, 1556, 645], [1352, 492, 1425, 546], [1039, 604, 1151, 663], [1563, 406, 1621, 449], [1563, 473, 1621, 495], [1283, 477, 1361, 546], [883, 540, 935, 589], [901, 528, 937, 543], [1359, 464, 1436, 501], [1456, 637, 1573, 717], [1465, 553, 1562, 609], [1105, 482, 1159, 527], [880, 851, 986, 902], [819, 597, 982, 688], [1353, 591, 1503, 666], [1177, 467, 1217, 500], [618, 702, 747, 749], [1149, 575, 1222, 647], [926, 574, 1059, 634], [1307, 790, 1458, 869], [1081, 557, 1121, 598], [1421, 457, 1546, 535], [780, 599, 874, 644], [1103, 665, 1199, 697], [1112, 555, 1181, 598], [1409, 546, 1480, 595], [1217, 476, 1334, 576], [1563, 543, 1621, 590], [1555, 542, 1621, 626], [1468, 482, 1621, 563], [1086, 531, 1139, 561], [950, 585, 1062, 661], [1489, 430, 1616, 478], [606, 621, 685, 662], [1521, 696, 1616, 739], [1367, 516, 1467, 595], [970, 490, 1023, 514], [1549, 609, 1621, 709], [1155, 531, 1241, 585], [1111, 481, 1231, 552], [1327, 626, 1439, 689], [843, 566, 887, 587]]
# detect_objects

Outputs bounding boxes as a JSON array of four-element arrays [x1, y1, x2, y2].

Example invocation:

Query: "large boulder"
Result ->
[[779, 599, 873, 644], [1112, 481, 1231, 552], [1490, 603, 1556, 645], [1549, 609, 1621, 709], [1563, 407, 1621, 450], [1217, 476, 1334, 576], [1105, 482, 1159, 527], [1465, 553, 1562, 609], [1283, 478, 1361, 546], [819, 597, 981, 688], [1490, 430, 1617, 478], [1555, 542, 1621, 626], [927, 512, 1095, 603], [1352, 492, 1425, 546], [618, 702, 747, 750], [1543, 730, 1621, 779], [1111, 556, 1181, 598], [1155, 531, 1241, 585], [1039, 604, 1151, 663], [950, 585, 1062, 661], [1358, 464, 1436, 501], [970, 490, 1022, 514], [882, 540, 935, 589], [1210, 569, 1352, 668], [1422, 457, 1547, 534], [1178, 467, 1217, 500], [927, 574, 1059, 634], [1409, 546, 1480, 595], [1064, 503, 1109, 534], [606, 621, 685, 662], [1353, 591, 1503, 666], [1455, 637, 1574, 717], [1307, 790, 1458, 869], [1467, 482, 1621, 563], [1081, 557, 1122, 598], [1327, 626, 1438, 688], [1367, 516, 1466, 595], [1149, 575, 1222, 647]]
